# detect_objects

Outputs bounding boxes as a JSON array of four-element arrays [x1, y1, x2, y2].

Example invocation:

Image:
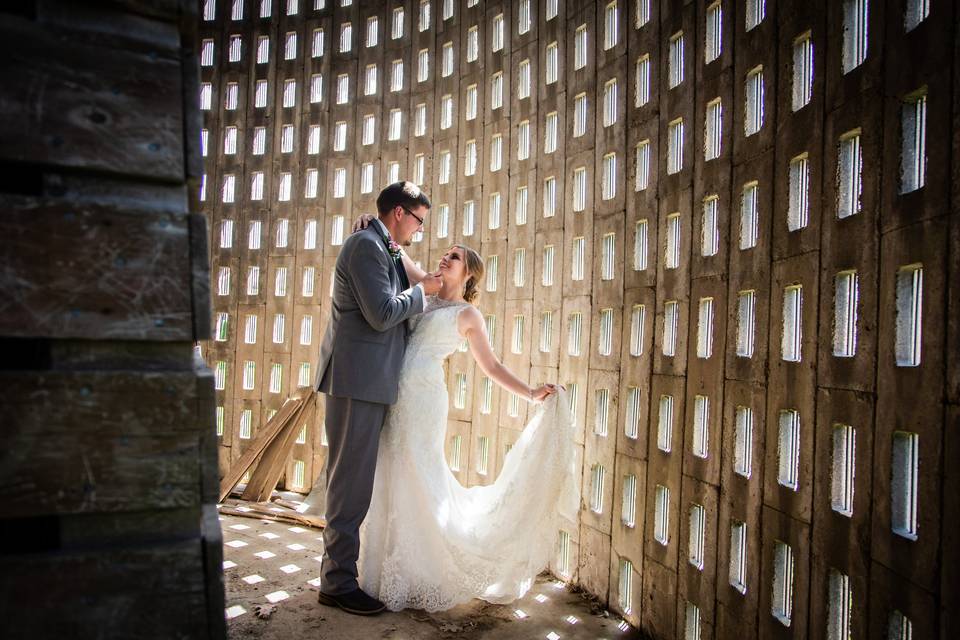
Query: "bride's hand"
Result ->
[[529, 383, 562, 402], [352, 213, 376, 233]]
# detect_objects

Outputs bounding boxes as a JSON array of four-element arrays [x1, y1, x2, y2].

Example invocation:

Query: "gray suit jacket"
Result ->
[[314, 224, 425, 405]]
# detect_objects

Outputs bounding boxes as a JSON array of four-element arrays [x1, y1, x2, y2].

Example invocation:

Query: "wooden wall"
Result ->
[[200, 0, 958, 638], [0, 1, 224, 638]]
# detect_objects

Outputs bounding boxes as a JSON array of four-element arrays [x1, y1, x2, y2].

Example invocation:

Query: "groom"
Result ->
[[314, 182, 443, 615]]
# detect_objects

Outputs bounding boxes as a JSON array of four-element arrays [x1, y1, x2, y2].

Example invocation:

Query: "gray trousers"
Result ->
[[319, 393, 387, 595]]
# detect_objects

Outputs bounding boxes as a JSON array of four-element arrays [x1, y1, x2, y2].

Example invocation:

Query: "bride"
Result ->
[[322, 228, 580, 612]]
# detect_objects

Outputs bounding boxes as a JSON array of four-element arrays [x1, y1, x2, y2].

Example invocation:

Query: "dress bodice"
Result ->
[[401, 296, 470, 378]]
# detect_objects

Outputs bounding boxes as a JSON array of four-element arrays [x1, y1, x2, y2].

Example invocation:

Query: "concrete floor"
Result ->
[[220, 507, 645, 639]]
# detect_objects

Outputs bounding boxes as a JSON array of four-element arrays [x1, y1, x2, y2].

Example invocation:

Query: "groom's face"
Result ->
[[395, 204, 428, 246]]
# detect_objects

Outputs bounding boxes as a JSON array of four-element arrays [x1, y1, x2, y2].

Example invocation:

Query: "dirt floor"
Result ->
[[220, 507, 645, 639]]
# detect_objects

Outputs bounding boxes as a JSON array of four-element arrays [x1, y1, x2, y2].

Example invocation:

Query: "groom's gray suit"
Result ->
[[314, 220, 425, 596]]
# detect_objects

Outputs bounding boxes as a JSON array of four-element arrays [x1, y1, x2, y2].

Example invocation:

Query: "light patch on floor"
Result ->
[[279, 564, 301, 574], [242, 574, 265, 585], [253, 550, 276, 559], [264, 590, 290, 603], [225, 605, 246, 619]]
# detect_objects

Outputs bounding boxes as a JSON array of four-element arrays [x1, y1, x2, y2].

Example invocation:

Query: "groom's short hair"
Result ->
[[377, 181, 432, 215]]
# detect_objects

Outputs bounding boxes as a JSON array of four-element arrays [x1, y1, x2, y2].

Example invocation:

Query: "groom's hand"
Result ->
[[421, 271, 443, 295]]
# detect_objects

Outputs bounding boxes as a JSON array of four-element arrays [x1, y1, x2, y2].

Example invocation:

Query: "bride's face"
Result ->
[[438, 247, 469, 287]]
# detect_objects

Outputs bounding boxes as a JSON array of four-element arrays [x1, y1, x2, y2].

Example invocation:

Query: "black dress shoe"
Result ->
[[317, 588, 387, 615]]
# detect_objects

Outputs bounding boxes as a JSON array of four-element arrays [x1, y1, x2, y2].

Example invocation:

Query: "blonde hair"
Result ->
[[453, 244, 485, 304]]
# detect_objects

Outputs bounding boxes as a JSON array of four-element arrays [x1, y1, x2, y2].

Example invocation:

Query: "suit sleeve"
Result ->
[[348, 236, 426, 332]]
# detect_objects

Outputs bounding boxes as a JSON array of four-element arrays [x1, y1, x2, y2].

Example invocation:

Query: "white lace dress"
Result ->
[[357, 297, 580, 612]]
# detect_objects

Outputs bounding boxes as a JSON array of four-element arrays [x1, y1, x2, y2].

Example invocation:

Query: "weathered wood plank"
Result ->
[[200, 504, 227, 640], [190, 212, 213, 340], [99, 0, 184, 22], [218, 389, 310, 501], [36, 1, 183, 53], [43, 171, 191, 213], [220, 497, 327, 528], [178, 3, 204, 182], [1, 370, 210, 437], [1, 368, 213, 517], [58, 506, 205, 549], [0, 538, 209, 640], [45, 339, 197, 371], [196, 362, 220, 504], [2, 533, 206, 582], [0, 433, 202, 517], [0, 198, 194, 340], [241, 396, 316, 502], [6, 592, 208, 640], [0, 17, 184, 181]]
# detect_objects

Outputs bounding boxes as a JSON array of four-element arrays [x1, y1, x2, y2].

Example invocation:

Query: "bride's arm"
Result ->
[[399, 249, 429, 286], [458, 306, 558, 402]]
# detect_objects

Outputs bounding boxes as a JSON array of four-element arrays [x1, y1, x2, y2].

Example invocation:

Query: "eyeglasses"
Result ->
[[400, 205, 425, 227]]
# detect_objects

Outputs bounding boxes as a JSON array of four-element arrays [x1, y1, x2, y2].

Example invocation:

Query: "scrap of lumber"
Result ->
[[271, 498, 309, 512], [240, 391, 317, 502], [218, 502, 326, 530], [218, 387, 312, 502]]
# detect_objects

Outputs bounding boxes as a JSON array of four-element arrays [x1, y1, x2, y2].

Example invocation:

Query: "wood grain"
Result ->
[[0, 17, 184, 181], [1, 432, 202, 517], [0, 538, 209, 639], [0, 197, 194, 340], [1, 370, 213, 518], [1, 370, 208, 436]]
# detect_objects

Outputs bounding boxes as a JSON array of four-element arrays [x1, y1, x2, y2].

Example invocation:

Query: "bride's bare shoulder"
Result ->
[[456, 304, 483, 331]]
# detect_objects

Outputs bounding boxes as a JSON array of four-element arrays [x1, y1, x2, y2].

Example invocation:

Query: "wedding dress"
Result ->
[[357, 296, 580, 612]]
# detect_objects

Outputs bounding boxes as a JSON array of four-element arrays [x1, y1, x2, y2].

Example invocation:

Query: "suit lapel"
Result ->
[[366, 222, 406, 293], [363, 224, 411, 337], [395, 258, 410, 291]]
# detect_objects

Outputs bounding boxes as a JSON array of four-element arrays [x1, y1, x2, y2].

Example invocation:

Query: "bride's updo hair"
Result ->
[[453, 244, 485, 304]]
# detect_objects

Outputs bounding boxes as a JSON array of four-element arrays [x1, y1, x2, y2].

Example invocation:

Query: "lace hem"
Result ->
[[360, 391, 580, 612]]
